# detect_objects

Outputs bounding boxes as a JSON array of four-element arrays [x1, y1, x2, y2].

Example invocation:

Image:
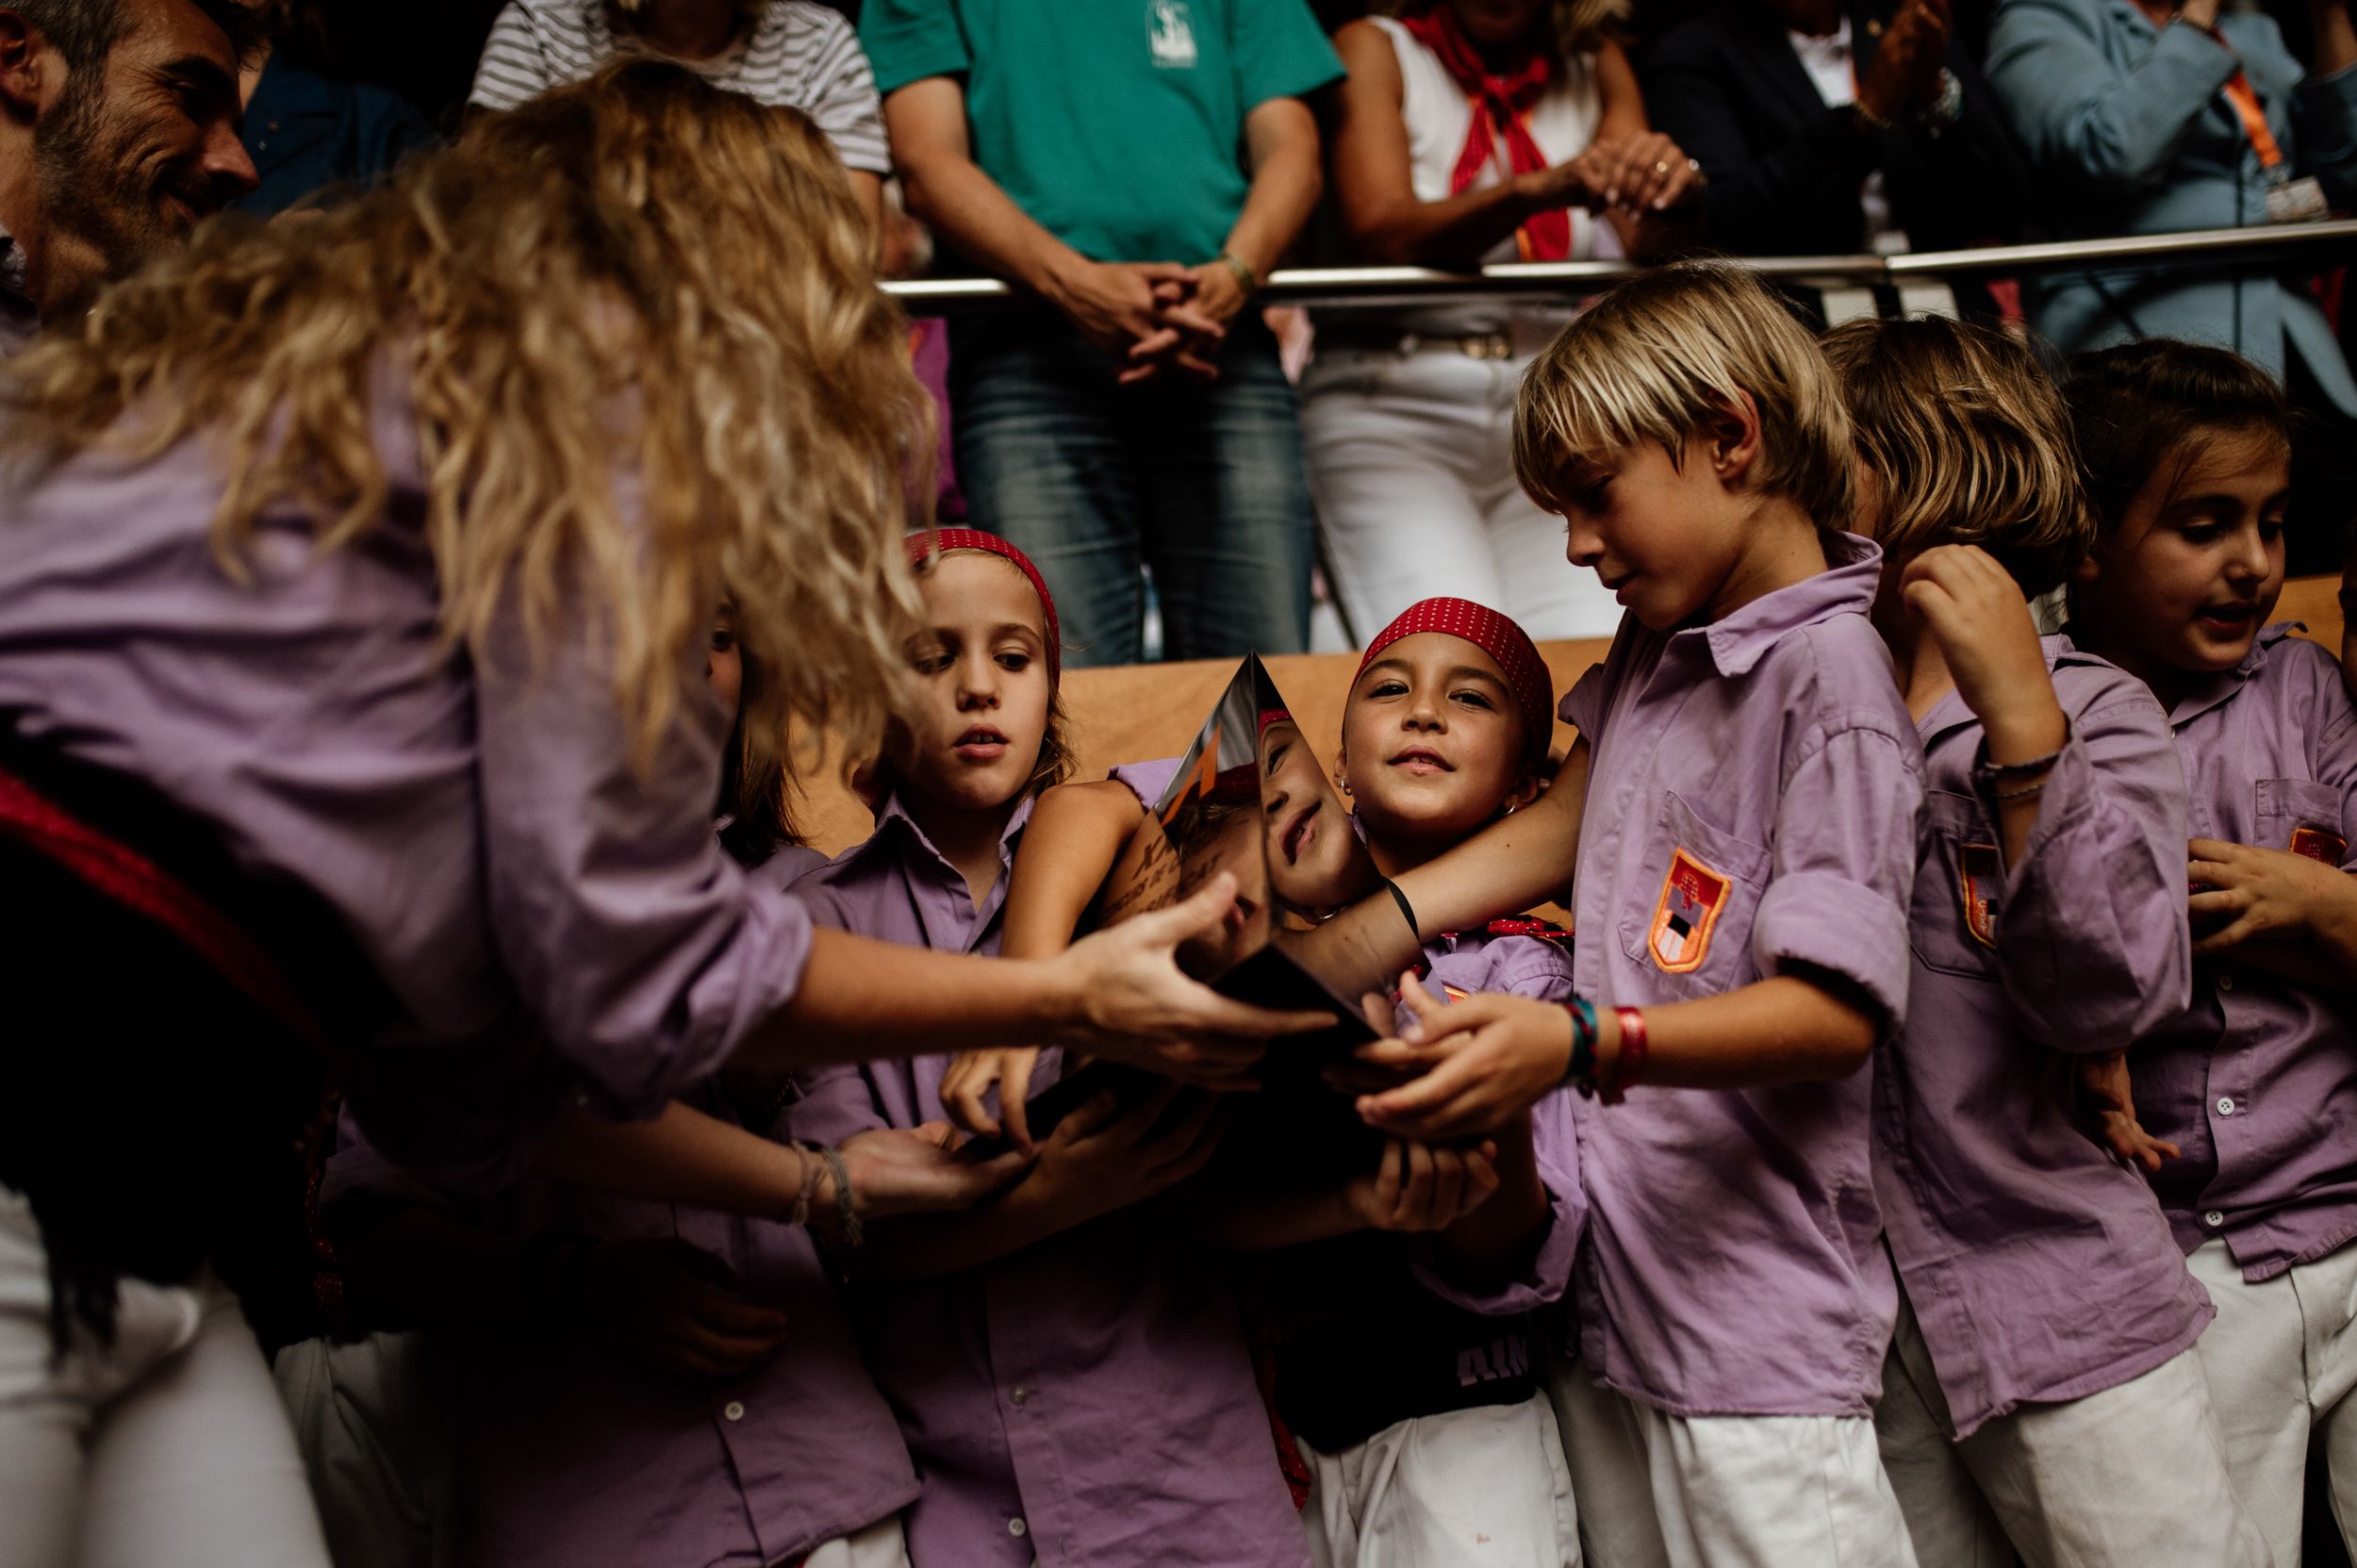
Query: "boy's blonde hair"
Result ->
[[1514, 260, 1855, 531], [1821, 317, 2090, 597]]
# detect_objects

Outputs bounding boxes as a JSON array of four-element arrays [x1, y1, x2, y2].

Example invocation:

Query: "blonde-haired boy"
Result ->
[[1354, 261, 1926, 1564]]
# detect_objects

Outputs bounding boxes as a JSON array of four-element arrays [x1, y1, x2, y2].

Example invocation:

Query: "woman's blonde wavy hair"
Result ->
[[1, 57, 931, 771], [1387, 0, 1631, 61], [1821, 317, 2091, 598]]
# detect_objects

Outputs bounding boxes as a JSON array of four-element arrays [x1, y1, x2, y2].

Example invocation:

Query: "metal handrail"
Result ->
[[881, 219, 2357, 309]]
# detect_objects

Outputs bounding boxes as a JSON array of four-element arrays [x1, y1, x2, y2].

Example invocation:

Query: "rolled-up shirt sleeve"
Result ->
[[1991, 695, 2191, 1051], [1752, 721, 1922, 1030], [472, 585, 815, 1121]]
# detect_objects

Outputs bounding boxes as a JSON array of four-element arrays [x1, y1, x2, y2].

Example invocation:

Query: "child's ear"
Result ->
[[1502, 769, 1542, 817], [2070, 550, 2102, 589], [1699, 389, 1764, 487], [1330, 745, 1352, 799]]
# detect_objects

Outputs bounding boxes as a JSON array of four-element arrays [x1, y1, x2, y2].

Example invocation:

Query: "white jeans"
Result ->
[[0, 1190, 332, 1568], [806, 1515, 912, 1568], [273, 1331, 455, 1568], [2186, 1236, 2357, 1567], [1546, 1354, 1919, 1568], [1875, 1285, 2265, 1568], [1300, 1394, 1580, 1567], [1300, 346, 1624, 644]]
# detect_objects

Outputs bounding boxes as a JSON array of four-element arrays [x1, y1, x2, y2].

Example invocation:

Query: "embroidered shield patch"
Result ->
[[2291, 826, 2349, 865], [1648, 849, 1730, 973], [1957, 841, 2002, 949]]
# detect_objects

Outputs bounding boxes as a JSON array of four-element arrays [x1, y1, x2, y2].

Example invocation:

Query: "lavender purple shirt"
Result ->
[[2129, 625, 2357, 1280], [0, 370, 815, 1192], [1558, 532, 1923, 1418], [1873, 638, 2210, 1438], [320, 845, 917, 1568], [783, 790, 1310, 1568]]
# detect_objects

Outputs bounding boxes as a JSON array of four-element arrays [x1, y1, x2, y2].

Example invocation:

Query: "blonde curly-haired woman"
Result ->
[[1308, 0, 1705, 645], [0, 61, 1312, 1568]]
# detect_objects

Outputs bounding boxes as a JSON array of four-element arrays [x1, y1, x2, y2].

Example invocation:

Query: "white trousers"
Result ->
[[1546, 1353, 1919, 1568], [805, 1515, 912, 1568], [1300, 1394, 1581, 1567], [0, 1190, 332, 1568], [2186, 1236, 2357, 1567], [272, 1331, 455, 1568], [1874, 1285, 2266, 1568], [1299, 347, 1624, 644]]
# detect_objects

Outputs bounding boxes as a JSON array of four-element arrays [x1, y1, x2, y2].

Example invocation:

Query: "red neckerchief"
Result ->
[[1397, 6, 1572, 261]]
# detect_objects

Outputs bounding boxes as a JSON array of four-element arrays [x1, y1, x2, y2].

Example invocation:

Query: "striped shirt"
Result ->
[[470, 0, 889, 174]]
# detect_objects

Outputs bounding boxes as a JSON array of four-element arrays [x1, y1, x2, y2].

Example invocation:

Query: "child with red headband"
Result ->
[[1229, 596, 1586, 1568], [779, 529, 1308, 1568]]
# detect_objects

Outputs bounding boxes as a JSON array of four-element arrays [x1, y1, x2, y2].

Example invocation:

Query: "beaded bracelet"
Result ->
[[1560, 997, 1600, 1093]]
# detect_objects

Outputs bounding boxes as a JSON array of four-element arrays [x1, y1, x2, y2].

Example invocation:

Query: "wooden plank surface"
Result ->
[[795, 574, 2349, 856]]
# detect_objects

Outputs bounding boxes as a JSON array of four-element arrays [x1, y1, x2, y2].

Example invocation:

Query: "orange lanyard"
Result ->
[[2207, 26, 2286, 169]]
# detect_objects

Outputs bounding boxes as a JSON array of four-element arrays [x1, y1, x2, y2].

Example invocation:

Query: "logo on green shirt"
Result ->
[[1147, 0, 1197, 69]]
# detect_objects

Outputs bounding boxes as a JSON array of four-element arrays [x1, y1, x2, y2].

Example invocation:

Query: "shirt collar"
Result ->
[[858, 788, 1037, 888], [2167, 620, 2302, 729], [1690, 529, 1884, 678]]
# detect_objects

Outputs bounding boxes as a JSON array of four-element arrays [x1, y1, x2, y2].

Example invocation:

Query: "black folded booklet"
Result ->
[[964, 655, 1401, 1156]]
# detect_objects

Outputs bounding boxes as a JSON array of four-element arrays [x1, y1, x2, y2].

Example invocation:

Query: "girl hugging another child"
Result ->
[[1822, 317, 2266, 1567], [779, 530, 1310, 1568], [2061, 342, 2357, 1567]]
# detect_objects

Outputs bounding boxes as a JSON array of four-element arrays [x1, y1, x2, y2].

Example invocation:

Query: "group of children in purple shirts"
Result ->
[[321, 258, 2356, 1568]]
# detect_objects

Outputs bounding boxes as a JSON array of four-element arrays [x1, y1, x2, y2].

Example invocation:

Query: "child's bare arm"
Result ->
[[1431, 1114, 1549, 1279], [2078, 1049, 2180, 1173], [1352, 970, 1876, 1142], [942, 778, 1150, 1145], [1298, 738, 1590, 986]]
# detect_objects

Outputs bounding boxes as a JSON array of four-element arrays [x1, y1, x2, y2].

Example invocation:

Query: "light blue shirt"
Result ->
[[1987, 0, 2357, 411]]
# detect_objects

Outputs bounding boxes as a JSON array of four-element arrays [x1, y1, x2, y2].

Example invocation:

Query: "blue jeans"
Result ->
[[948, 311, 1314, 668]]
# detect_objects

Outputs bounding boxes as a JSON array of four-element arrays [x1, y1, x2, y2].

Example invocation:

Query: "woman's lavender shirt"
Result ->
[[0, 375, 814, 1188]]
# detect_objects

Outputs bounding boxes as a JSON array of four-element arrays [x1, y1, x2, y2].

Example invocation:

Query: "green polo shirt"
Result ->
[[862, 0, 1342, 264]]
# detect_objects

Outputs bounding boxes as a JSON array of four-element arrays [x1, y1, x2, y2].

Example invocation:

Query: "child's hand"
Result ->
[[2077, 1051, 2179, 1174], [575, 1237, 790, 1381], [1027, 1082, 1229, 1225], [1903, 546, 2069, 765], [2188, 838, 2355, 957], [938, 1048, 1045, 1151], [1350, 974, 1576, 1141], [839, 1123, 1035, 1220], [1342, 1137, 1502, 1233]]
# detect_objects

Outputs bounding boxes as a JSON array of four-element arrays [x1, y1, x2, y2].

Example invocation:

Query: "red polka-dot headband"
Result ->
[[1357, 598, 1553, 761], [904, 528, 1062, 686]]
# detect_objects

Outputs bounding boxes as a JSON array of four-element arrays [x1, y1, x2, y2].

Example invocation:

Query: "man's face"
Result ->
[[34, 0, 254, 302]]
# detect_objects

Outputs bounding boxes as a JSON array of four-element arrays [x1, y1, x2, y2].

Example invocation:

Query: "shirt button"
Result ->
[[1009, 1385, 1030, 1407], [722, 1400, 746, 1422], [1008, 1519, 1029, 1539], [2204, 1210, 2226, 1229], [2218, 973, 2236, 993], [2217, 1098, 2237, 1116]]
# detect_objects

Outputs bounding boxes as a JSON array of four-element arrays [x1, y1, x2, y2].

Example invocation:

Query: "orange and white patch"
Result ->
[[1648, 849, 1731, 974], [1957, 841, 2002, 949], [2291, 826, 2349, 865]]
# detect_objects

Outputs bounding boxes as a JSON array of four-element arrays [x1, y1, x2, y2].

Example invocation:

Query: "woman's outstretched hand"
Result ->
[[1045, 872, 1333, 1086]]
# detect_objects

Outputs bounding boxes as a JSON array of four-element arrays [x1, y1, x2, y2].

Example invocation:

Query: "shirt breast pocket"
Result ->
[[2254, 777, 2349, 865], [1618, 790, 1772, 999], [1909, 789, 2003, 981]]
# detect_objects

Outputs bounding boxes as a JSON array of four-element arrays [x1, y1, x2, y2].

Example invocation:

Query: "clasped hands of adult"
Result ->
[[1049, 254, 1245, 386]]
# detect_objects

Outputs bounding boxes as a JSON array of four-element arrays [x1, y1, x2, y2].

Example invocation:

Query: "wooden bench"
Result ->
[[794, 574, 2349, 856]]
